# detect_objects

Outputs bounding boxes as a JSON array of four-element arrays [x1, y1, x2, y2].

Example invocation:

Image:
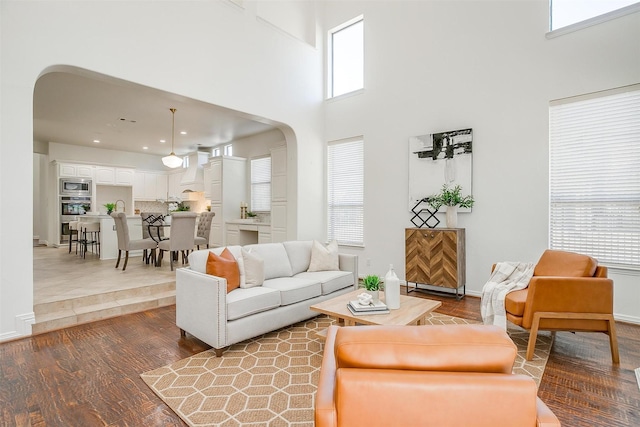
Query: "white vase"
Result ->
[[446, 205, 458, 228], [384, 264, 400, 309]]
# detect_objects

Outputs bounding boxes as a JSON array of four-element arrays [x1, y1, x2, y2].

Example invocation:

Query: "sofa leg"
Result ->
[[179, 328, 186, 338], [214, 348, 224, 357]]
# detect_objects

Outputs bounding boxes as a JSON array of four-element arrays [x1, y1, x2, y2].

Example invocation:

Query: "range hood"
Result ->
[[180, 151, 209, 193]]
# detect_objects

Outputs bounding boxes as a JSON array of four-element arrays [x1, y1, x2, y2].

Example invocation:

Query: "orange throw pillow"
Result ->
[[206, 248, 240, 293]]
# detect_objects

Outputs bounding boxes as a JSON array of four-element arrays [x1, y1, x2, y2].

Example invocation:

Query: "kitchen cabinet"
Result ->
[[203, 163, 213, 200], [134, 171, 168, 201], [270, 146, 287, 242], [405, 228, 466, 299], [95, 166, 134, 186], [208, 156, 247, 246], [258, 225, 272, 244], [167, 171, 183, 200], [58, 163, 94, 179]]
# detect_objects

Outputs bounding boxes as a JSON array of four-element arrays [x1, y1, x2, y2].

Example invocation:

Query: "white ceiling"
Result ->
[[33, 71, 277, 157]]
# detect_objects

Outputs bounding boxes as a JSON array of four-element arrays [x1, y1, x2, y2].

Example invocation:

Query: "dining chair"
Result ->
[[111, 212, 158, 271], [194, 211, 215, 249], [157, 212, 197, 271]]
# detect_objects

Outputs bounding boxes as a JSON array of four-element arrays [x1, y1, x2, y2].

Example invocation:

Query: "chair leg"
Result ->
[[526, 313, 542, 361], [115, 250, 121, 268], [606, 314, 620, 364], [123, 250, 129, 271], [169, 251, 174, 271]]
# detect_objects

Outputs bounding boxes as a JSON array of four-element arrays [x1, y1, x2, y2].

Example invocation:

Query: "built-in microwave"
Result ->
[[60, 178, 92, 196]]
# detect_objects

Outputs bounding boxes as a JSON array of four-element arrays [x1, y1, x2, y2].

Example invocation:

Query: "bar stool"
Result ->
[[79, 221, 100, 258], [68, 221, 79, 254]]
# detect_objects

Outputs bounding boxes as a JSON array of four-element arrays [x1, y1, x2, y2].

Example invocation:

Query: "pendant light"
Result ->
[[162, 108, 183, 168]]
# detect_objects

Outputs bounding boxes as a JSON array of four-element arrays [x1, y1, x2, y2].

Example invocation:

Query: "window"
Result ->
[[328, 16, 364, 98], [550, 0, 639, 31], [327, 137, 364, 246], [224, 144, 233, 156], [182, 155, 189, 169], [549, 85, 640, 269], [251, 157, 271, 212], [212, 147, 221, 157]]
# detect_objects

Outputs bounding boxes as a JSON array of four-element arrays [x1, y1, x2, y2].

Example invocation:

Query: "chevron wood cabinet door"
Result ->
[[405, 228, 465, 299]]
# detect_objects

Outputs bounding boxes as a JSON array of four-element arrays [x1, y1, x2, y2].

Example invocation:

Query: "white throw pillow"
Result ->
[[307, 240, 339, 272], [241, 248, 265, 288]]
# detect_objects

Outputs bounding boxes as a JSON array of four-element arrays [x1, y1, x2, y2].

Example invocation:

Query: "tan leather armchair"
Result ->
[[315, 324, 560, 427], [503, 249, 619, 363]]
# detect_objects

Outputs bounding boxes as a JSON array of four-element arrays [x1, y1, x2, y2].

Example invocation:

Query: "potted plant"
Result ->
[[362, 274, 382, 302], [104, 203, 116, 215], [427, 184, 474, 228]]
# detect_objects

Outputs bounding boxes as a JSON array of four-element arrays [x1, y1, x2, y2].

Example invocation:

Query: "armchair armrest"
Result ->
[[176, 267, 228, 349], [525, 276, 614, 315], [315, 326, 339, 427], [338, 253, 358, 290]]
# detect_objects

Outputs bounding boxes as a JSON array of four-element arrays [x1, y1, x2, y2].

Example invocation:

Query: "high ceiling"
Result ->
[[33, 71, 277, 157]]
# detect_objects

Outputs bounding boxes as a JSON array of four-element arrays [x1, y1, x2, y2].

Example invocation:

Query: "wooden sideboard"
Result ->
[[405, 228, 466, 299]]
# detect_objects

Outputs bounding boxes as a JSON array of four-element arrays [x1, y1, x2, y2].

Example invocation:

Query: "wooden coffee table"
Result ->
[[310, 289, 442, 337]]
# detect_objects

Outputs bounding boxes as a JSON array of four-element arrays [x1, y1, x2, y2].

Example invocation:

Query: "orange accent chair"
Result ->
[[315, 324, 561, 427], [503, 249, 619, 363]]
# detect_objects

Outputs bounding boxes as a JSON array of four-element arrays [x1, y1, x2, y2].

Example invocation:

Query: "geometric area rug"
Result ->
[[140, 314, 552, 427]]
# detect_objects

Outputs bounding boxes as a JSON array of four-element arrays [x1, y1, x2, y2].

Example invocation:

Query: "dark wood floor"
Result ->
[[1, 293, 638, 426]]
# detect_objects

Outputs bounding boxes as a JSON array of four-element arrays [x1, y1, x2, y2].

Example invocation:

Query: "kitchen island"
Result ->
[[79, 214, 143, 261]]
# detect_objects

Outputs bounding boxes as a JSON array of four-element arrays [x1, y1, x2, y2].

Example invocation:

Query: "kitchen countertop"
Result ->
[[79, 214, 140, 220]]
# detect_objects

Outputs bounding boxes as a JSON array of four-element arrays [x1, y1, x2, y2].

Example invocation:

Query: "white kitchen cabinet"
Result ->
[[203, 163, 213, 199], [58, 163, 94, 178], [134, 171, 168, 201], [116, 168, 134, 185], [271, 146, 287, 202], [258, 225, 272, 244], [270, 146, 287, 242], [95, 166, 134, 186], [208, 156, 247, 246], [167, 171, 183, 200], [226, 223, 240, 246]]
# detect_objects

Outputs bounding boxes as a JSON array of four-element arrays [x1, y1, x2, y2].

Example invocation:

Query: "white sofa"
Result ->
[[176, 241, 358, 356]]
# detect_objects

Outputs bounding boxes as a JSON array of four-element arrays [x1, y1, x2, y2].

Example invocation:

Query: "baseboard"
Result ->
[[0, 312, 35, 343]]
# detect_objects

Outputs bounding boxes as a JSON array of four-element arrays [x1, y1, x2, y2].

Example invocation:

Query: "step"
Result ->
[[34, 281, 175, 316], [32, 286, 176, 335]]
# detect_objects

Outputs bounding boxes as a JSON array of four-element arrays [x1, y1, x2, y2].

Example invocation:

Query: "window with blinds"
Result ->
[[327, 137, 364, 246], [549, 85, 640, 270], [251, 157, 271, 212]]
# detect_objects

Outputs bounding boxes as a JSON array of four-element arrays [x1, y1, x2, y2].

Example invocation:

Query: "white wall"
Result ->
[[0, 0, 324, 339], [323, 1, 640, 322]]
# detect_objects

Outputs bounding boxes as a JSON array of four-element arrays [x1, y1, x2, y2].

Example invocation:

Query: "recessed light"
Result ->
[[160, 139, 166, 143], [180, 131, 187, 135], [143, 146, 149, 150], [93, 139, 100, 143]]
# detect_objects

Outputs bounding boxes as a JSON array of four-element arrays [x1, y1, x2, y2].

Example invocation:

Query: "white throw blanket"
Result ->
[[481, 262, 534, 329]]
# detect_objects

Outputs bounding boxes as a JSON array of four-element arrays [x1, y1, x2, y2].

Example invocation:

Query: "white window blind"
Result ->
[[251, 157, 271, 212], [549, 86, 640, 269], [327, 138, 364, 246]]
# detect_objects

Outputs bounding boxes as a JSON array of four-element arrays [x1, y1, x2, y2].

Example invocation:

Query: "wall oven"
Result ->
[[60, 178, 92, 196], [60, 196, 92, 243]]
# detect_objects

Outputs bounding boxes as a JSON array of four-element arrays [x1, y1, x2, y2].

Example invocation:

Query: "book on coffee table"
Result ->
[[348, 300, 389, 312], [347, 303, 390, 316]]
